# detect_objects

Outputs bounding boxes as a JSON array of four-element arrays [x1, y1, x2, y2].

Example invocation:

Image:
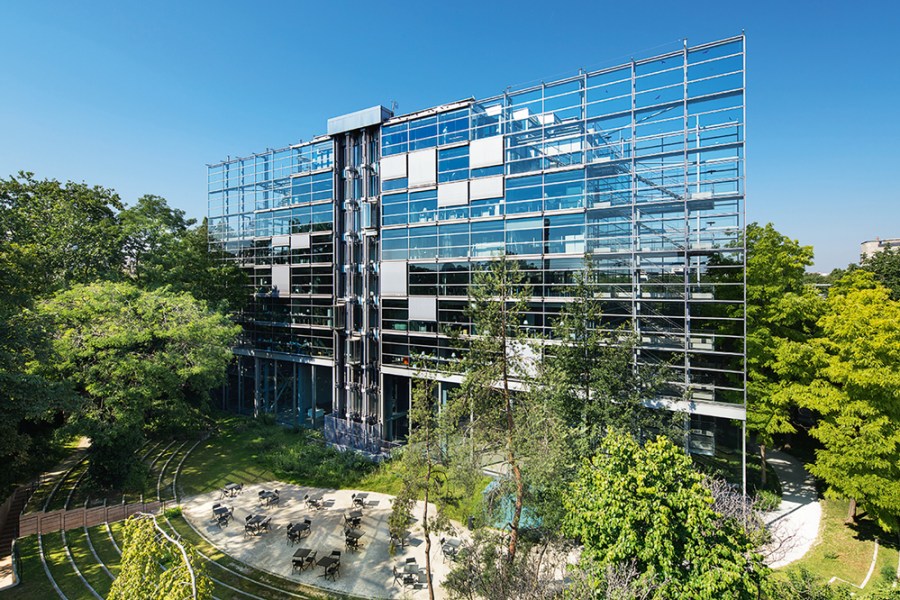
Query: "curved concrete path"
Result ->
[[762, 449, 822, 568]]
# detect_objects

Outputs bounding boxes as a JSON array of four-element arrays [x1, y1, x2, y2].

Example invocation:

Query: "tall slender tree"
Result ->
[[389, 376, 448, 600], [546, 255, 674, 461], [445, 255, 535, 561]]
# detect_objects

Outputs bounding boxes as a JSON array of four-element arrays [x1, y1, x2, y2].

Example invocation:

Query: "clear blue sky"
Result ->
[[2, 0, 898, 271]]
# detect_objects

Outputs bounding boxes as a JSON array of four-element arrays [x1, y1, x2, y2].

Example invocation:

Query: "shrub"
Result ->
[[755, 489, 782, 512]]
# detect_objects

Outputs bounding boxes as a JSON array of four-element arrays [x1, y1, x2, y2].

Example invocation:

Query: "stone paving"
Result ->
[[183, 482, 462, 599]]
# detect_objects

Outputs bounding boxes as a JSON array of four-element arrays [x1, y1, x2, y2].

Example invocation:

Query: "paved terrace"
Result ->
[[183, 483, 460, 599]]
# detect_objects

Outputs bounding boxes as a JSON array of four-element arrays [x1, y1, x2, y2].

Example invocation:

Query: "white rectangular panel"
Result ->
[[381, 154, 407, 180], [290, 233, 311, 249], [469, 176, 504, 201], [409, 296, 437, 321], [271, 235, 290, 247], [272, 265, 291, 295], [407, 148, 437, 188], [380, 261, 407, 296], [438, 181, 468, 207], [470, 135, 505, 169]]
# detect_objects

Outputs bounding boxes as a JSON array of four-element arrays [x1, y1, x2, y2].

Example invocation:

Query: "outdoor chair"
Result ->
[[260, 516, 272, 533], [243, 523, 256, 537], [330, 550, 341, 563], [324, 563, 339, 581], [303, 554, 316, 571]]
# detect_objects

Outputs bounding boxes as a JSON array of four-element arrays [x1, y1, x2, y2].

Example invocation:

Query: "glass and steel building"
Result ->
[[208, 35, 746, 471]]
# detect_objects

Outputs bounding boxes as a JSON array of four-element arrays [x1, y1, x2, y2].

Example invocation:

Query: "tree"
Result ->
[[153, 219, 248, 313], [444, 255, 536, 561], [108, 514, 213, 600], [562, 431, 770, 599], [0, 171, 124, 296], [34, 281, 240, 487], [788, 271, 900, 529], [546, 255, 675, 460], [443, 527, 570, 600], [389, 376, 449, 600], [861, 245, 900, 301], [120, 194, 194, 281], [120, 197, 247, 313], [745, 223, 822, 487]]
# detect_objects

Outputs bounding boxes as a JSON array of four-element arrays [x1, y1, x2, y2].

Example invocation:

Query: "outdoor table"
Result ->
[[260, 490, 279, 506], [345, 530, 364, 549], [292, 548, 315, 572], [347, 509, 363, 520], [223, 483, 241, 497], [352, 492, 368, 507], [247, 514, 265, 529], [316, 555, 340, 575], [442, 538, 461, 556], [293, 521, 311, 534], [213, 506, 229, 517]]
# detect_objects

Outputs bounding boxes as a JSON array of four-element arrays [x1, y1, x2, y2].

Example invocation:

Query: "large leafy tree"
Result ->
[[787, 271, 900, 529], [0, 172, 124, 487], [34, 281, 240, 487], [0, 171, 124, 295], [120, 194, 194, 281], [155, 219, 248, 313], [860, 245, 900, 300], [745, 222, 822, 486], [120, 195, 247, 312], [563, 431, 770, 599], [108, 515, 213, 600]]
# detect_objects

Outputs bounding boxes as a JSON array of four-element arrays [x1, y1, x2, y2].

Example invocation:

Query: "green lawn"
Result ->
[[0, 537, 55, 600], [783, 498, 900, 595]]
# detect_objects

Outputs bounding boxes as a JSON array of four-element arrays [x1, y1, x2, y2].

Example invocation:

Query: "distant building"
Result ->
[[861, 237, 900, 259], [208, 35, 747, 473]]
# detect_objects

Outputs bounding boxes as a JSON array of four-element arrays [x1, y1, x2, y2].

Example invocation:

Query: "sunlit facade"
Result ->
[[208, 35, 746, 475]]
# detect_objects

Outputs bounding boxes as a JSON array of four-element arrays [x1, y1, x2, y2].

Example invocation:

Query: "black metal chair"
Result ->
[[324, 563, 339, 581]]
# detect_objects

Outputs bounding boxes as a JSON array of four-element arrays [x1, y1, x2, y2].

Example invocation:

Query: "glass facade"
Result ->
[[208, 36, 746, 468]]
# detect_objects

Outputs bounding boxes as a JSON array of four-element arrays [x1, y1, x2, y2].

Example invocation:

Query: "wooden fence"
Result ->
[[18, 500, 175, 536]]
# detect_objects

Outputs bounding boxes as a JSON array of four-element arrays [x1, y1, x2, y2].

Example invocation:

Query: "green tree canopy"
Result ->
[[0, 171, 124, 296], [787, 270, 900, 529], [745, 222, 823, 485], [120, 196, 247, 313], [563, 431, 770, 599], [108, 515, 213, 600], [34, 281, 240, 487], [860, 245, 900, 301]]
